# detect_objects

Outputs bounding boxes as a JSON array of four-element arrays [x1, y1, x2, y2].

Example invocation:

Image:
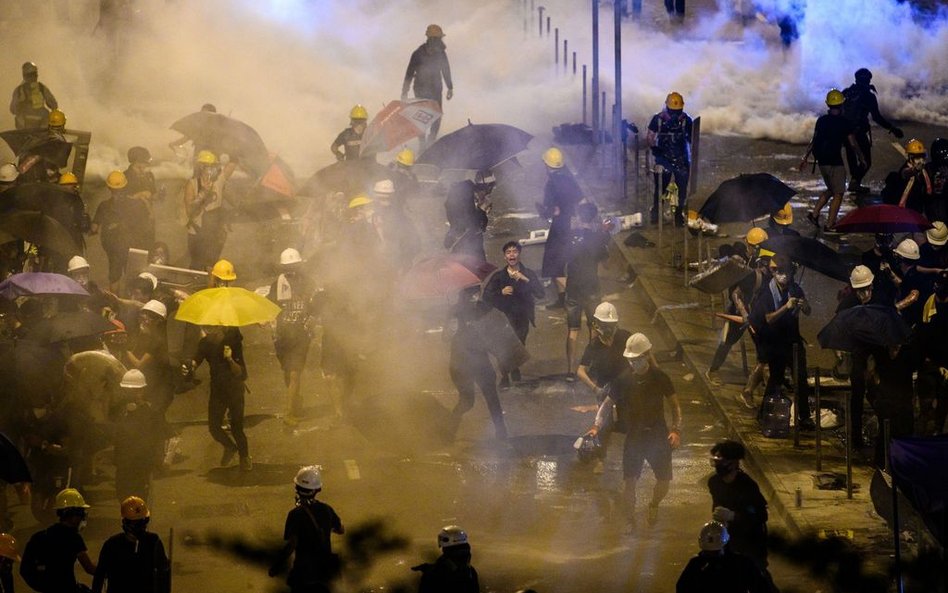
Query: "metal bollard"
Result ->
[[538, 6, 544, 36], [815, 369, 822, 471], [845, 391, 853, 499], [582, 65, 587, 124], [572, 51, 577, 75], [555, 28, 559, 64], [792, 343, 800, 448], [547, 15, 551, 35], [563, 39, 568, 71]]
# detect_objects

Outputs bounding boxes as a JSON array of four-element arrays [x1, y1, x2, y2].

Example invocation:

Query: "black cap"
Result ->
[[711, 440, 745, 460]]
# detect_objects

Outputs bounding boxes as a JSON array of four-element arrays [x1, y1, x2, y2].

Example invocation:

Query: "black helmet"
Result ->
[[855, 68, 872, 82], [931, 138, 948, 165], [127, 146, 151, 164]]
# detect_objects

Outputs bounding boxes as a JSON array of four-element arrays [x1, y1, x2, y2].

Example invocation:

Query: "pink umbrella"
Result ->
[[397, 255, 494, 303], [363, 99, 442, 153]]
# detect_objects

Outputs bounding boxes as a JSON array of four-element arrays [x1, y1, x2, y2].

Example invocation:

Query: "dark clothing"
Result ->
[[123, 166, 158, 248], [21, 523, 87, 593], [927, 161, 948, 223], [92, 532, 170, 593], [611, 366, 676, 433], [129, 330, 173, 412], [449, 299, 506, 437], [664, 0, 685, 15], [113, 403, 165, 502], [444, 181, 487, 261], [282, 501, 343, 591], [540, 169, 583, 278], [269, 274, 316, 373], [881, 162, 934, 214], [580, 328, 633, 388], [193, 328, 248, 457], [842, 83, 898, 185], [708, 471, 769, 570], [481, 264, 544, 332], [94, 195, 151, 283], [895, 265, 928, 326], [648, 109, 693, 215], [676, 551, 769, 593], [331, 127, 363, 161], [919, 243, 948, 272], [861, 248, 899, 307], [710, 268, 764, 372], [9, 81, 57, 130], [415, 554, 479, 593], [869, 344, 918, 466], [402, 44, 453, 101], [811, 112, 854, 167], [565, 227, 610, 300]]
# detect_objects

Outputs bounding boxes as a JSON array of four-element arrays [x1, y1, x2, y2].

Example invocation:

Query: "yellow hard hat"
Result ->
[[773, 202, 793, 225], [349, 104, 368, 121], [425, 24, 445, 38], [54, 488, 90, 510], [58, 171, 79, 185], [396, 148, 415, 167], [196, 150, 218, 165], [120, 496, 150, 521], [348, 194, 373, 209], [106, 170, 128, 189], [825, 89, 845, 107], [542, 147, 564, 169], [211, 259, 237, 281], [906, 138, 926, 156], [0, 534, 20, 562], [746, 227, 769, 246], [665, 92, 685, 110], [48, 109, 66, 127]]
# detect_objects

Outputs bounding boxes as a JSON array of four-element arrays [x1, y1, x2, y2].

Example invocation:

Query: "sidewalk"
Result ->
[[562, 144, 908, 571]]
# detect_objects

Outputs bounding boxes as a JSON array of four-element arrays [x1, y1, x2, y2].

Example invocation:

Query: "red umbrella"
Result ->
[[362, 99, 442, 153], [397, 255, 495, 303], [834, 204, 933, 234]]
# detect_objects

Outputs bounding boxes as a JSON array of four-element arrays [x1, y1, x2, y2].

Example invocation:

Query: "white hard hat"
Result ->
[[141, 299, 167, 319], [894, 238, 920, 261], [438, 525, 469, 548], [927, 221, 948, 246], [280, 248, 302, 266], [0, 163, 18, 183], [372, 179, 395, 197], [698, 521, 730, 552], [138, 272, 159, 290], [849, 265, 874, 289], [294, 465, 322, 491], [623, 333, 652, 358], [120, 369, 147, 389], [67, 255, 90, 273], [593, 302, 619, 323]]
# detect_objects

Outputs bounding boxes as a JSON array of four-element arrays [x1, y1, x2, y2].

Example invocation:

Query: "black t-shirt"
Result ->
[[749, 279, 805, 349], [269, 273, 316, 339], [284, 501, 343, 585], [92, 531, 169, 593], [919, 243, 948, 270], [812, 112, 853, 166], [193, 328, 246, 397], [580, 328, 632, 387], [565, 227, 610, 299], [708, 471, 768, 548], [332, 127, 363, 161], [611, 366, 675, 432], [32, 522, 87, 592]]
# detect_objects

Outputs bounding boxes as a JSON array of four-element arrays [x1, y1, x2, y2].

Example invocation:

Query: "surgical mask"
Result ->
[[628, 357, 648, 373]]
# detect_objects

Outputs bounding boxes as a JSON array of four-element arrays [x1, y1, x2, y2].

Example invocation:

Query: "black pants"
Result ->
[[709, 321, 746, 372], [208, 389, 248, 457], [849, 349, 870, 446], [764, 341, 811, 421], [501, 314, 529, 375], [845, 129, 873, 185], [664, 0, 685, 16], [915, 366, 948, 435], [449, 347, 506, 436]]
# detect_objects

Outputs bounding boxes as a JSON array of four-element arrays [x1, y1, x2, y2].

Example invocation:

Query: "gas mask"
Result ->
[[910, 156, 926, 170], [628, 357, 648, 374], [595, 322, 617, 340]]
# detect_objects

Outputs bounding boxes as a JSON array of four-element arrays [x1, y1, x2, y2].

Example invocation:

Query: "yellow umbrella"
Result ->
[[175, 287, 281, 326]]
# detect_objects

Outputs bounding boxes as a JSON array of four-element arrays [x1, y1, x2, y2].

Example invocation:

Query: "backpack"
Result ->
[[20, 528, 51, 592], [841, 84, 871, 126]]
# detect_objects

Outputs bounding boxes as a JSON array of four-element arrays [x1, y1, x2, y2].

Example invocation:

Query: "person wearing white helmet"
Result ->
[[886, 238, 926, 325], [675, 521, 770, 593], [67, 255, 91, 288], [576, 301, 632, 401], [126, 299, 173, 413], [918, 220, 948, 277], [411, 525, 480, 593], [835, 265, 880, 448], [0, 163, 18, 190], [587, 333, 681, 533], [372, 179, 420, 272], [270, 466, 344, 592], [113, 369, 164, 501], [268, 248, 318, 424]]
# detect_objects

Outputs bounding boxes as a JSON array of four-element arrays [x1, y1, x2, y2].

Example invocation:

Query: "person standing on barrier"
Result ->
[[401, 24, 453, 149], [647, 92, 693, 227], [841, 68, 904, 194]]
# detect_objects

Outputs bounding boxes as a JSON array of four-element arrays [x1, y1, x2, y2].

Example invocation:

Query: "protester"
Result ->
[[93, 170, 151, 291], [564, 202, 610, 381], [443, 172, 494, 261], [412, 525, 479, 593], [9, 62, 58, 130], [841, 68, 905, 194], [126, 300, 173, 414], [882, 139, 933, 215], [768, 203, 799, 237], [92, 496, 170, 593], [539, 147, 583, 309], [389, 149, 420, 196], [0, 533, 18, 593], [331, 105, 368, 162], [675, 521, 769, 593], [123, 146, 160, 249], [647, 92, 693, 227], [402, 24, 453, 148], [20, 488, 96, 593], [183, 151, 238, 271], [928, 138, 948, 223]]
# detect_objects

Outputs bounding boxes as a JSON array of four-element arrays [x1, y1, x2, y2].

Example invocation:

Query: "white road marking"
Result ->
[[344, 459, 361, 480]]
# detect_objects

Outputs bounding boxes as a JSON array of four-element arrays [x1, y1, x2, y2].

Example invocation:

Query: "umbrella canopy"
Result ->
[[0, 129, 72, 165], [417, 123, 533, 171], [398, 255, 495, 303], [698, 173, 796, 223], [29, 311, 115, 343], [818, 304, 912, 352], [0, 432, 31, 484], [760, 235, 849, 282], [170, 111, 270, 176], [834, 204, 933, 234], [175, 286, 281, 326], [0, 209, 82, 255], [1, 182, 87, 242], [300, 158, 391, 197], [362, 99, 442, 153], [0, 272, 88, 298]]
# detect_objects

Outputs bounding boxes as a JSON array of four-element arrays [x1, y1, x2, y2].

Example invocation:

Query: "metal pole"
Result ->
[[563, 39, 568, 71], [601, 91, 606, 144], [555, 28, 559, 64], [885, 419, 905, 593], [582, 65, 587, 125], [538, 6, 544, 37], [614, 0, 624, 184], [815, 370, 822, 471], [572, 51, 577, 75], [845, 389, 853, 498], [792, 343, 800, 448], [547, 15, 551, 35], [591, 0, 599, 146]]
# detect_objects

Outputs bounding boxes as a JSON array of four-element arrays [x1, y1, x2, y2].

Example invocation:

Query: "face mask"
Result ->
[[629, 357, 648, 373], [79, 519, 87, 532], [596, 324, 617, 340], [713, 460, 735, 475]]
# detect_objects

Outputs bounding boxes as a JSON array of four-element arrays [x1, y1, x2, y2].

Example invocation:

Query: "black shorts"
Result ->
[[566, 295, 599, 330], [622, 431, 673, 481]]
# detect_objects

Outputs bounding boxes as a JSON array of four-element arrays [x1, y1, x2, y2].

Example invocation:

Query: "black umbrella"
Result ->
[[417, 122, 533, 171], [818, 304, 911, 352], [0, 432, 31, 484], [170, 111, 270, 176], [698, 173, 796, 223], [300, 158, 391, 197], [1, 182, 87, 245], [760, 235, 849, 282], [0, 209, 81, 255], [29, 311, 113, 343]]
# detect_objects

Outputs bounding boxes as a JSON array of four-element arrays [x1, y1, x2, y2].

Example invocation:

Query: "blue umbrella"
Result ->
[[0, 272, 88, 299]]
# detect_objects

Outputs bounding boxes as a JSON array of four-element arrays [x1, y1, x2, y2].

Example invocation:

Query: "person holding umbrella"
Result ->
[[646, 92, 693, 227], [401, 24, 453, 149]]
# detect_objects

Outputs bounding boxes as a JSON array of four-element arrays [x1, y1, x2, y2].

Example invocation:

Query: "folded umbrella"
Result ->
[[760, 235, 849, 282], [29, 311, 115, 343], [175, 287, 281, 326], [698, 173, 796, 223], [170, 111, 270, 176], [362, 99, 442, 153], [0, 272, 88, 298], [834, 204, 933, 234], [0, 209, 82, 255], [818, 304, 912, 352], [417, 122, 533, 171]]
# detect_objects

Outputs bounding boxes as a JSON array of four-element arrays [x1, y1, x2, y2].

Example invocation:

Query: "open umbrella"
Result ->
[[760, 235, 849, 282], [818, 304, 911, 352], [834, 204, 933, 234], [1, 182, 87, 242], [29, 311, 115, 343], [397, 255, 495, 303], [698, 173, 796, 223], [300, 158, 391, 197], [0, 272, 88, 298], [362, 99, 442, 153], [0, 432, 31, 485], [175, 287, 281, 326], [0, 129, 72, 164], [0, 210, 81, 255], [170, 111, 270, 176], [417, 122, 533, 171]]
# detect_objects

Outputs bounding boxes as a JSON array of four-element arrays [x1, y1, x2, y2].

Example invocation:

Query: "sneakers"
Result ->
[[220, 447, 237, 467], [848, 183, 870, 194], [565, 372, 577, 383], [545, 294, 566, 310], [239, 455, 253, 471], [739, 390, 755, 410], [705, 370, 723, 386]]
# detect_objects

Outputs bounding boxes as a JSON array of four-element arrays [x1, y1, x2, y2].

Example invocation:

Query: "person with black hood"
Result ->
[[841, 68, 904, 194], [401, 24, 453, 148], [412, 525, 479, 593], [443, 172, 494, 262]]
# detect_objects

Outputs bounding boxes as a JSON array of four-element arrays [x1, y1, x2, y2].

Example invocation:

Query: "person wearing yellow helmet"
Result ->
[[800, 89, 865, 230], [388, 148, 420, 196], [880, 138, 934, 215], [10, 61, 58, 130], [841, 68, 904, 194], [183, 149, 238, 271], [92, 496, 170, 593], [539, 150, 584, 310], [21, 488, 97, 592], [402, 24, 453, 149], [647, 92, 694, 226], [92, 170, 153, 291], [122, 146, 159, 251], [330, 105, 369, 162], [768, 202, 800, 236]]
